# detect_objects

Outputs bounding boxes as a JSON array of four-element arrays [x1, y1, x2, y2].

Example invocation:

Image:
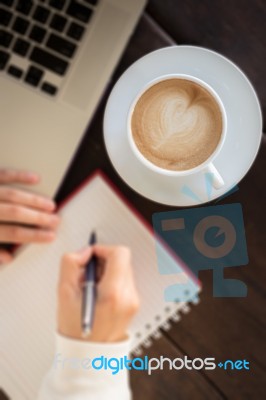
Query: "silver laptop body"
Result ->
[[0, 0, 146, 196]]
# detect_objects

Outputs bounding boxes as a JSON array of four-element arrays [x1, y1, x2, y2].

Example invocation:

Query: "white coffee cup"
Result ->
[[127, 74, 227, 189]]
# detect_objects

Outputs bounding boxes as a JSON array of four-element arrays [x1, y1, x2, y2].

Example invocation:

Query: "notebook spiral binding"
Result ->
[[131, 295, 200, 357]]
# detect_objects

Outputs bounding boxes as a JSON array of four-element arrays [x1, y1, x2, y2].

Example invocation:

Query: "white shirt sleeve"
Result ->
[[38, 334, 132, 400]]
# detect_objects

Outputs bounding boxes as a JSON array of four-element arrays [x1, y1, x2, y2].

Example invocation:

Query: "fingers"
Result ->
[[0, 169, 59, 248], [93, 244, 130, 259], [93, 245, 132, 283], [0, 169, 39, 185], [0, 249, 13, 265], [93, 245, 136, 311], [90, 245, 139, 342], [0, 224, 56, 244], [0, 187, 55, 211], [0, 203, 59, 228]]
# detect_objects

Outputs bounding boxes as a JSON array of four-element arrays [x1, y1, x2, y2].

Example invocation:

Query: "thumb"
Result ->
[[59, 247, 93, 286]]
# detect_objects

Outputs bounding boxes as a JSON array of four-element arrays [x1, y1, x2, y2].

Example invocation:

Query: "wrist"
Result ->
[[88, 331, 128, 343]]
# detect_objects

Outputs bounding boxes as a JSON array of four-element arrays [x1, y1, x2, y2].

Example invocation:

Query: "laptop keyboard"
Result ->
[[0, 0, 99, 96]]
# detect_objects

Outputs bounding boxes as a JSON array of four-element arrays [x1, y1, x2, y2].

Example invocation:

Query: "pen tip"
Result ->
[[90, 231, 97, 245]]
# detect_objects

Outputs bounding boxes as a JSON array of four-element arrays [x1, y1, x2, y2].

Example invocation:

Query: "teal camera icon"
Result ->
[[152, 203, 248, 298]]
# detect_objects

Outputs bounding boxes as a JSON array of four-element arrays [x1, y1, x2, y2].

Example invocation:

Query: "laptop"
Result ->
[[0, 0, 146, 197]]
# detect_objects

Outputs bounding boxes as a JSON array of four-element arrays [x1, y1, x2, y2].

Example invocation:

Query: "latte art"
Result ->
[[131, 79, 223, 171]]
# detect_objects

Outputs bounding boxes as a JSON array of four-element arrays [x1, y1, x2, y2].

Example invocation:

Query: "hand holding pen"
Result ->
[[57, 244, 140, 342], [82, 232, 97, 337]]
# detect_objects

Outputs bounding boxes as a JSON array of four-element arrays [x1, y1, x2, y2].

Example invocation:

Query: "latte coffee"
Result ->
[[131, 78, 223, 171]]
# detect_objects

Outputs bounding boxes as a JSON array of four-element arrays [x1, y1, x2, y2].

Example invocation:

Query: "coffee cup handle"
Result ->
[[204, 163, 224, 189]]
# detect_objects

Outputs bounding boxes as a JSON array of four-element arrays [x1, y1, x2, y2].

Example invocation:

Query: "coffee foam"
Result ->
[[131, 79, 223, 171]]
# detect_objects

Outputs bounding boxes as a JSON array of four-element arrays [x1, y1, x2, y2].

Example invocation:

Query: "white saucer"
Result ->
[[104, 46, 262, 206]]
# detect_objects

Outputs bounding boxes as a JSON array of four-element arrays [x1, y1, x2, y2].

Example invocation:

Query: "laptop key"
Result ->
[[0, 0, 13, 6], [8, 64, 23, 78], [42, 82, 58, 95], [67, 1, 93, 23], [49, 0, 66, 10], [33, 6, 50, 24], [50, 14, 67, 32], [12, 16, 29, 34], [30, 46, 69, 75], [16, 0, 33, 16], [0, 8, 12, 27], [0, 49, 9, 69], [13, 38, 30, 56], [47, 33, 77, 58], [67, 22, 84, 41], [84, 0, 98, 6], [0, 29, 13, 47], [25, 65, 44, 86], [29, 25, 47, 43]]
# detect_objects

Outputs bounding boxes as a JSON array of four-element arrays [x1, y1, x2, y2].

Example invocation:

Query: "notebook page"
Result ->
[[0, 173, 200, 399]]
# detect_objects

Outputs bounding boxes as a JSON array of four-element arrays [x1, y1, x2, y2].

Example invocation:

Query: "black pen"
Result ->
[[82, 231, 97, 337]]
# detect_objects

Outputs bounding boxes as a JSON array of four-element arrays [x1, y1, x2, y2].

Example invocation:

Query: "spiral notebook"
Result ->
[[0, 170, 200, 400]]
